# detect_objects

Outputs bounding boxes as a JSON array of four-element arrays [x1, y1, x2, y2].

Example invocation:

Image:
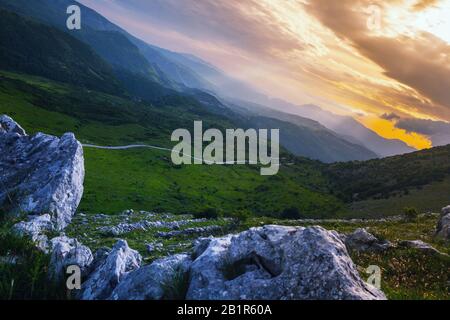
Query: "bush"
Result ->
[[281, 207, 302, 220], [229, 210, 251, 223], [403, 207, 419, 221], [193, 207, 219, 219]]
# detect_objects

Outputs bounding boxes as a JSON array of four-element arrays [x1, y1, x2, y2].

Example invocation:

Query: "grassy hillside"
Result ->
[[0, 71, 343, 217], [326, 146, 450, 202], [1, 70, 448, 218]]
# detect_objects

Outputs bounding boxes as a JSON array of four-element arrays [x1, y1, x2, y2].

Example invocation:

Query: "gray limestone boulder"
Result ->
[[0, 115, 84, 230], [48, 236, 93, 281], [344, 228, 392, 252], [436, 205, 450, 240], [109, 254, 192, 300], [186, 225, 386, 300]]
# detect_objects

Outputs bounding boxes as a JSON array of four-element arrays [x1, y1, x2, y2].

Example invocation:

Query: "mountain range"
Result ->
[[0, 0, 424, 162]]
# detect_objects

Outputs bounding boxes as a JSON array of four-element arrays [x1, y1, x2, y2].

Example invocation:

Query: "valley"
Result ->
[[0, 0, 448, 302]]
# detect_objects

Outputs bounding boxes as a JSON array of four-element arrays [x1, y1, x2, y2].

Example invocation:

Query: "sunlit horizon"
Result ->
[[79, 0, 450, 149]]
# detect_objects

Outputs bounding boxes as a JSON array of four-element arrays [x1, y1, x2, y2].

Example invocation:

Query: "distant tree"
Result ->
[[281, 207, 302, 220]]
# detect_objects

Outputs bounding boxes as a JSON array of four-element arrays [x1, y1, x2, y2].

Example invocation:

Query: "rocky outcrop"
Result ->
[[436, 205, 450, 241], [398, 240, 447, 256], [0, 115, 84, 230], [48, 236, 93, 281], [186, 225, 386, 300], [79, 240, 142, 300], [109, 254, 192, 300], [12, 214, 54, 252], [344, 228, 392, 252]]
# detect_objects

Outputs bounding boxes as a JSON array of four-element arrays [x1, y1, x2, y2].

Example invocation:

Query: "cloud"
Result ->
[[304, 0, 450, 121], [413, 0, 439, 11], [83, 0, 306, 61], [395, 118, 450, 146], [381, 113, 401, 121]]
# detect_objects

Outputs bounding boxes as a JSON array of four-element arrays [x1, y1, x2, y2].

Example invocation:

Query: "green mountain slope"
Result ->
[[0, 0, 176, 93], [0, 71, 343, 217], [326, 145, 450, 202], [0, 10, 122, 95]]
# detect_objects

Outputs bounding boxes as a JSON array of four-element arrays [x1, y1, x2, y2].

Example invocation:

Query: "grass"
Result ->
[[347, 178, 450, 218], [0, 220, 66, 300], [162, 267, 190, 300]]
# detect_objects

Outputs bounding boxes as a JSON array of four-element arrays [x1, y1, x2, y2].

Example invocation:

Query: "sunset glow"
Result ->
[[80, 0, 450, 149]]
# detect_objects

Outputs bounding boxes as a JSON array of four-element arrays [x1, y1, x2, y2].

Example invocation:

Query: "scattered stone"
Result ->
[[156, 226, 222, 239], [186, 225, 386, 300], [146, 242, 164, 253], [0, 115, 84, 230], [98, 219, 208, 237], [79, 240, 142, 300], [109, 254, 192, 300], [344, 228, 392, 252], [12, 214, 54, 252], [399, 240, 447, 256]]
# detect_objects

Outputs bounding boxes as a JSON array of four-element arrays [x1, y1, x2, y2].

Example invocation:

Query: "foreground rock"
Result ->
[[435, 205, 450, 241], [186, 225, 386, 300], [344, 228, 392, 252], [110, 254, 192, 300], [49, 236, 93, 281], [0, 115, 84, 230], [79, 240, 142, 300]]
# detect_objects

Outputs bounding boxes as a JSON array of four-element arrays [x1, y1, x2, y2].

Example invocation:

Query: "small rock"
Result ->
[[399, 240, 447, 256], [12, 214, 54, 252], [345, 228, 392, 252], [156, 226, 222, 239], [79, 240, 142, 300]]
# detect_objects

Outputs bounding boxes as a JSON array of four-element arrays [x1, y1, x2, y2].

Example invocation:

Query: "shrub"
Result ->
[[229, 210, 251, 223], [193, 207, 219, 219], [280, 207, 302, 220]]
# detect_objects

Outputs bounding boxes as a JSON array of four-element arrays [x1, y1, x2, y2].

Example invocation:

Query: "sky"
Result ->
[[78, 0, 450, 149]]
